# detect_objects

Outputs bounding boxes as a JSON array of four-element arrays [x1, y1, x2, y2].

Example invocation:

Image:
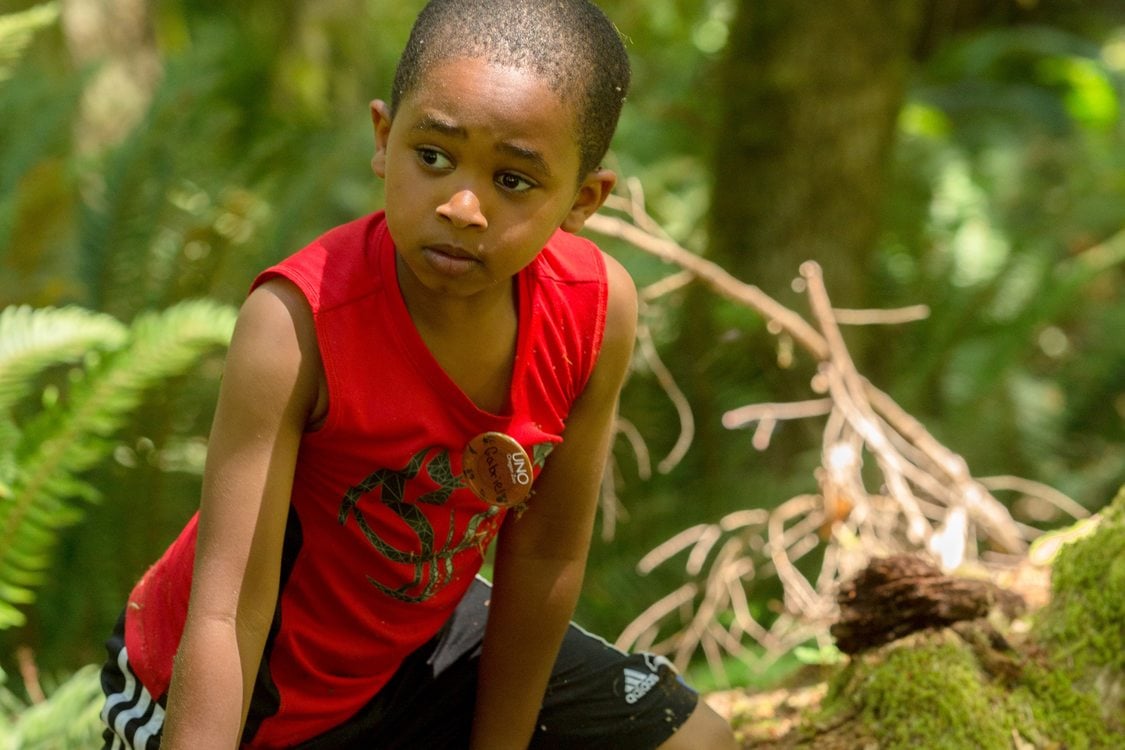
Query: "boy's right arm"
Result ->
[[161, 278, 323, 748]]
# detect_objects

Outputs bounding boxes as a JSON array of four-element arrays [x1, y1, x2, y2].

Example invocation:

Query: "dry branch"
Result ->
[[589, 187, 1082, 678]]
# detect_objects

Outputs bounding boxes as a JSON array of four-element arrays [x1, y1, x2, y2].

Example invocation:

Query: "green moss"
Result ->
[[818, 634, 1011, 749], [851, 638, 1010, 749], [1013, 662, 1115, 748], [813, 628, 1120, 749], [1034, 485, 1125, 724], [800, 487, 1125, 748]]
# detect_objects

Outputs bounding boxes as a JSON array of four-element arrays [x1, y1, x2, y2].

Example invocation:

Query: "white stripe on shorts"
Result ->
[[101, 645, 165, 750]]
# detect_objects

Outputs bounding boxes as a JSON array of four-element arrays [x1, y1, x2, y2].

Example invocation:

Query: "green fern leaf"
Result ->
[[0, 581, 34, 605], [0, 664, 104, 746], [0, 305, 128, 414], [0, 3, 58, 85], [0, 600, 24, 630], [0, 299, 235, 627]]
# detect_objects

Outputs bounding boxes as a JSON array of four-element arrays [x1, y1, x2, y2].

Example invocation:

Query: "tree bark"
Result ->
[[831, 554, 1026, 655], [709, 0, 924, 307], [61, 0, 161, 153], [669, 1, 926, 486]]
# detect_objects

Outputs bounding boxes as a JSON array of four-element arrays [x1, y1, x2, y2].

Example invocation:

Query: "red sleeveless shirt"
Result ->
[[122, 212, 608, 746]]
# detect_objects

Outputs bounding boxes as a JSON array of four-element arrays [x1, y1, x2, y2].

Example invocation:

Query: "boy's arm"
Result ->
[[469, 255, 638, 750], [162, 279, 322, 748]]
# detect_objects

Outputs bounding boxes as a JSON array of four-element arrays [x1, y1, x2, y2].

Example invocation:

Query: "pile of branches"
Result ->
[[588, 181, 1089, 681]]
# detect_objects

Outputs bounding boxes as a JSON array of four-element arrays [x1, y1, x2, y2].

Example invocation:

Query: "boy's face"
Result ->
[[370, 56, 614, 301]]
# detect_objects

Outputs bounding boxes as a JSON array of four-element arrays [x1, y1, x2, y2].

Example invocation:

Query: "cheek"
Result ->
[[494, 223, 556, 265], [383, 150, 416, 185], [382, 168, 423, 209]]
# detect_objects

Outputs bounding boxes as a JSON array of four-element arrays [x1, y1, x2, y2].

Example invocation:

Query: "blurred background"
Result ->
[[1, 0, 1123, 700]]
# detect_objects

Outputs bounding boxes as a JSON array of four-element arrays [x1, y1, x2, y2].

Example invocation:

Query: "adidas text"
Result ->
[[623, 668, 659, 704]]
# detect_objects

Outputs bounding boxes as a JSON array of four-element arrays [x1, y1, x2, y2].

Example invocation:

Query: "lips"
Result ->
[[421, 244, 482, 277], [426, 243, 479, 261]]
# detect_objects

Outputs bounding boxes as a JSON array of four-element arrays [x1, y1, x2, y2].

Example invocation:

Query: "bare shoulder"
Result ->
[[237, 277, 317, 353], [224, 277, 323, 428], [597, 251, 638, 382]]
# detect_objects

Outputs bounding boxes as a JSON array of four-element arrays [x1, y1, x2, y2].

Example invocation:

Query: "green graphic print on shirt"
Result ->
[[337, 442, 554, 603]]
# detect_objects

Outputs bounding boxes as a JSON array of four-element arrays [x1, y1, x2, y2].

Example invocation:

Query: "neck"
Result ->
[[395, 255, 520, 414], [395, 255, 518, 334]]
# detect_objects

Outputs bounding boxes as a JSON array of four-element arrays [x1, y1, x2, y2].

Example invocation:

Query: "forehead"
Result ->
[[397, 57, 582, 163]]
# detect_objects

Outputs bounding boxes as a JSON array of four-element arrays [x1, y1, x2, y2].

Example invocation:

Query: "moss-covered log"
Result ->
[[716, 485, 1125, 749]]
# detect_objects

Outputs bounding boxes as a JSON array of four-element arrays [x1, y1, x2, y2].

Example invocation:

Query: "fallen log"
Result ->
[[831, 554, 1025, 654]]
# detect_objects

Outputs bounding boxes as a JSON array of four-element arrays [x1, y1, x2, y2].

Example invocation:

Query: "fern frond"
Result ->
[[0, 418, 17, 498], [0, 299, 236, 627], [0, 600, 25, 630], [0, 305, 128, 414], [0, 664, 104, 746], [0, 2, 58, 85]]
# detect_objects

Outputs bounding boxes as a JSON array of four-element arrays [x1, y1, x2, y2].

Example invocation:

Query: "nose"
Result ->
[[436, 189, 488, 230]]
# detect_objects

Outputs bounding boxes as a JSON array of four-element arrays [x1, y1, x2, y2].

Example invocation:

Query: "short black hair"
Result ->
[[391, 0, 631, 178]]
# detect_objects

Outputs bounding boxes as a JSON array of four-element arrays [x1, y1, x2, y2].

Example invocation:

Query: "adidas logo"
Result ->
[[623, 667, 659, 704]]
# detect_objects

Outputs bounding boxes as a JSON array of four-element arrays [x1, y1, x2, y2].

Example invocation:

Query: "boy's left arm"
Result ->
[[469, 255, 638, 750]]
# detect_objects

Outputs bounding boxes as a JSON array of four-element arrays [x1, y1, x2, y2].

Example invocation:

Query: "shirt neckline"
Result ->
[[375, 220, 532, 423]]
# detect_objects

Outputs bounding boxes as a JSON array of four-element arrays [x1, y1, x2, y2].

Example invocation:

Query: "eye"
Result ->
[[417, 147, 453, 170], [495, 172, 535, 193]]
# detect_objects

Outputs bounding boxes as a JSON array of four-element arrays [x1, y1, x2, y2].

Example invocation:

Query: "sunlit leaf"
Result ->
[[1037, 56, 1119, 130], [0, 2, 58, 84]]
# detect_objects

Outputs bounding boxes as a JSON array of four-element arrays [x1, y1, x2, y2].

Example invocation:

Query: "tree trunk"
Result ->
[[61, 0, 161, 153], [670, 1, 927, 490], [710, 0, 924, 307]]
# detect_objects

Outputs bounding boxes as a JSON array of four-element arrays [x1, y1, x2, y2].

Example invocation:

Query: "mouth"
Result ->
[[426, 243, 480, 261], [421, 244, 482, 277]]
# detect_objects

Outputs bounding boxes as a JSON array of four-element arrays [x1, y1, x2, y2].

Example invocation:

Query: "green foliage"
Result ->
[[876, 22, 1125, 509], [0, 665, 103, 749], [684, 646, 807, 695], [1034, 485, 1125, 723], [0, 301, 235, 629], [0, 3, 57, 85], [0, 306, 126, 413], [792, 642, 845, 668], [0, 3, 80, 306], [0, 0, 387, 673], [0, 0, 1121, 701]]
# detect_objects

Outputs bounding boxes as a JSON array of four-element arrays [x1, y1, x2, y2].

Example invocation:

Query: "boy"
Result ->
[[100, 1, 737, 747]]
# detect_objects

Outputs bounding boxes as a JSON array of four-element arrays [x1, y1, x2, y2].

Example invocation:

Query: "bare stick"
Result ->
[[586, 212, 830, 360], [832, 305, 930, 325], [636, 524, 711, 575], [636, 315, 694, 474], [17, 646, 45, 704], [599, 467, 620, 542], [615, 417, 653, 481], [979, 475, 1089, 520], [768, 494, 822, 614], [615, 583, 698, 652], [641, 269, 695, 301], [722, 399, 833, 431]]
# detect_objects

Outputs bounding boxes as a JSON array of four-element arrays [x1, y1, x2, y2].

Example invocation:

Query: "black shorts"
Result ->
[[101, 578, 699, 749]]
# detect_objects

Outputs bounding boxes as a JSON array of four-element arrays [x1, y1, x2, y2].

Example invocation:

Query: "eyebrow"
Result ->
[[413, 114, 466, 139], [411, 114, 554, 179]]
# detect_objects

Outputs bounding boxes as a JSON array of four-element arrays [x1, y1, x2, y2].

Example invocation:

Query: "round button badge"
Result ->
[[462, 432, 534, 508]]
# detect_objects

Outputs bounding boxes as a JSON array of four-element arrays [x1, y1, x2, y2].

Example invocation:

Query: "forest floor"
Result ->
[[700, 548, 1120, 749], [706, 680, 870, 749]]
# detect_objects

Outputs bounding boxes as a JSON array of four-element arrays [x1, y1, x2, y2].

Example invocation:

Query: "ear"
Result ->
[[370, 99, 393, 178], [560, 169, 617, 234]]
